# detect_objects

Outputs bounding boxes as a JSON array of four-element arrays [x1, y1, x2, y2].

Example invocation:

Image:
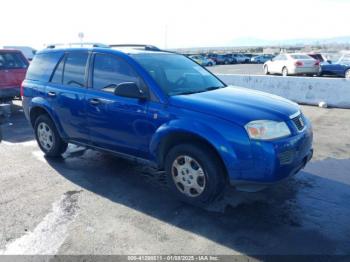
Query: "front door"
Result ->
[[86, 53, 156, 158]]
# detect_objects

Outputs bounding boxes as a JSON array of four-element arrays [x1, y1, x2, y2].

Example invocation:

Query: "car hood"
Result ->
[[169, 87, 299, 126]]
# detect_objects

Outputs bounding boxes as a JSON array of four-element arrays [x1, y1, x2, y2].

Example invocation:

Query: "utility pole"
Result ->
[[78, 32, 84, 47], [164, 25, 168, 50]]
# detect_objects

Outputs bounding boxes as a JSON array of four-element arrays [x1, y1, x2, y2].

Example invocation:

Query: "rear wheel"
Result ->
[[164, 144, 226, 206], [282, 67, 288, 77], [34, 114, 68, 157], [345, 69, 350, 79]]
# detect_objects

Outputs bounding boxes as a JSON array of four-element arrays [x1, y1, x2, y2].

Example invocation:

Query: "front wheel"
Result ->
[[345, 69, 350, 79], [164, 144, 226, 206], [34, 114, 68, 157]]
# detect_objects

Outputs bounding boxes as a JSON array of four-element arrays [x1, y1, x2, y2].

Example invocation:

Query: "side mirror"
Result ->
[[114, 82, 147, 100], [327, 60, 332, 64]]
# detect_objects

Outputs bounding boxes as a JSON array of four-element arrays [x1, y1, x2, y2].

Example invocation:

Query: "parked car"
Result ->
[[207, 54, 232, 65], [263, 53, 320, 76], [189, 55, 215, 66], [251, 54, 274, 64], [3, 46, 37, 61], [307, 53, 330, 65], [320, 54, 350, 79], [0, 49, 29, 101], [22, 44, 313, 206], [232, 53, 251, 63]]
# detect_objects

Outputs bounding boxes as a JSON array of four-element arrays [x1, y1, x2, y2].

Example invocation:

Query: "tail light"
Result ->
[[20, 81, 24, 97], [294, 61, 304, 67], [315, 60, 320, 66]]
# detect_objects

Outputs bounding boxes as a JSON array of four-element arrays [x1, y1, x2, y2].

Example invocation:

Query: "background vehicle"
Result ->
[[3, 46, 37, 61], [251, 54, 274, 64], [263, 53, 320, 76], [207, 54, 233, 65], [0, 49, 29, 101], [232, 53, 250, 63], [308, 53, 330, 65], [320, 55, 350, 79], [22, 44, 313, 206], [189, 55, 215, 66]]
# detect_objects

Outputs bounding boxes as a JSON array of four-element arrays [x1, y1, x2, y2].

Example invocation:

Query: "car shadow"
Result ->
[[45, 146, 350, 257], [1, 102, 34, 143]]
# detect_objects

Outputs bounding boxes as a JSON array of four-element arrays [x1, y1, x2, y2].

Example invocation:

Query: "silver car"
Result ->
[[263, 53, 320, 76]]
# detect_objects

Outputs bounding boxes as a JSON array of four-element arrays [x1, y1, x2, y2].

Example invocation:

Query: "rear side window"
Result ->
[[0, 52, 28, 69], [92, 53, 140, 92], [291, 55, 312, 60], [26, 52, 63, 82], [51, 56, 65, 84], [63, 52, 88, 87]]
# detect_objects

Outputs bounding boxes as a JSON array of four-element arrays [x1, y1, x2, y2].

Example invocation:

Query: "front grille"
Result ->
[[278, 150, 295, 165], [291, 114, 305, 131]]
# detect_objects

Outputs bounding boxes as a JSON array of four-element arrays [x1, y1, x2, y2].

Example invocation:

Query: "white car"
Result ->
[[263, 53, 320, 76]]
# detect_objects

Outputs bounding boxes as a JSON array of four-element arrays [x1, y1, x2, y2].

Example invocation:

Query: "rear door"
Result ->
[[0, 51, 28, 90], [47, 51, 90, 143]]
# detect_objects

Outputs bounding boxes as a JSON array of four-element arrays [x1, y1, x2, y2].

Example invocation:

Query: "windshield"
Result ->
[[0, 52, 28, 69], [131, 53, 225, 96], [339, 55, 350, 64]]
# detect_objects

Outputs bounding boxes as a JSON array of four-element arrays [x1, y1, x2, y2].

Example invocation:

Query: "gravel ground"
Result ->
[[0, 102, 349, 258]]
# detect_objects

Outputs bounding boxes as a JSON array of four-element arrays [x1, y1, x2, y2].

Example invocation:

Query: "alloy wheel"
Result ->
[[346, 70, 350, 79], [171, 155, 206, 197], [37, 122, 55, 151]]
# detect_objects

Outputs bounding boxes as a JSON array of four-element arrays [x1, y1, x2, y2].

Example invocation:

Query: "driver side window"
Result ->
[[93, 54, 141, 93]]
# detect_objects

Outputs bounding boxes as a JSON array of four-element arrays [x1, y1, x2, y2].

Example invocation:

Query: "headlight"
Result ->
[[245, 120, 291, 140]]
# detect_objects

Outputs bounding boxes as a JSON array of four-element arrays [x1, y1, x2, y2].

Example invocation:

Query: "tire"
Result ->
[[208, 62, 213, 67], [164, 143, 226, 206], [34, 114, 68, 157], [264, 65, 270, 75], [345, 69, 350, 79], [224, 60, 229, 65], [282, 67, 288, 77]]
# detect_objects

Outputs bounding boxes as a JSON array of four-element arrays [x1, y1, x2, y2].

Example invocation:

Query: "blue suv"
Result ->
[[22, 44, 313, 206]]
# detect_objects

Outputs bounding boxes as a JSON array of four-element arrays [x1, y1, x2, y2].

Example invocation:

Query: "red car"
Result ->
[[0, 49, 29, 101]]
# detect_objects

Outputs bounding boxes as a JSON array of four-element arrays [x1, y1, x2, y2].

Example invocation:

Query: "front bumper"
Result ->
[[230, 122, 313, 189]]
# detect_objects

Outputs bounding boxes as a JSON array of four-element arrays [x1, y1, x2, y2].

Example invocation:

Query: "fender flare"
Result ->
[[29, 97, 67, 139], [149, 118, 239, 177]]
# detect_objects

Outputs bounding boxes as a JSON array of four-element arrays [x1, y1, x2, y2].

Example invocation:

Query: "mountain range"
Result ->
[[227, 36, 350, 47]]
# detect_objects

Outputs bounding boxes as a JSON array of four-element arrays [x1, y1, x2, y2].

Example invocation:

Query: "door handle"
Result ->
[[89, 98, 103, 106], [47, 91, 56, 97]]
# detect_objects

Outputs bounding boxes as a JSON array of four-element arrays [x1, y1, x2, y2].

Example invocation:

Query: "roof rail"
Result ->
[[109, 44, 161, 51], [46, 43, 109, 49]]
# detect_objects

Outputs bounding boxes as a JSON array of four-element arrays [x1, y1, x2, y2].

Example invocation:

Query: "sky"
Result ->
[[1, 0, 349, 49]]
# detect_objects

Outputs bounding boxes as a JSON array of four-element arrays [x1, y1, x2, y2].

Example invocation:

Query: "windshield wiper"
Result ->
[[172, 86, 224, 96]]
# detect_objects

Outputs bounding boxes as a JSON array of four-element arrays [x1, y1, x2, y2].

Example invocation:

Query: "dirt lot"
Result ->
[[0, 102, 349, 258]]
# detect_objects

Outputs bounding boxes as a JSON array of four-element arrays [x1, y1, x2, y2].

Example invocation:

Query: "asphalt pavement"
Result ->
[[0, 102, 349, 258]]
